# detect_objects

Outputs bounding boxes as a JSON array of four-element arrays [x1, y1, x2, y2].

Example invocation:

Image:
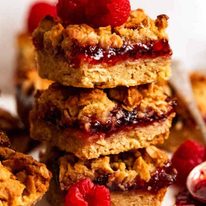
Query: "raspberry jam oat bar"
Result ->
[[30, 82, 175, 159], [44, 146, 176, 206], [33, 9, 172, 88]]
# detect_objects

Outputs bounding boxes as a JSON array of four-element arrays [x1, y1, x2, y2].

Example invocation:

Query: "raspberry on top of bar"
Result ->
[[33, 9, 172, 88], [34, 9, 171, 65]]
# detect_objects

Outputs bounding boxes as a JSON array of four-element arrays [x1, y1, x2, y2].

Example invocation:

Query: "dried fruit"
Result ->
[[65, 178, 111, 206], [27, 2, 56, 33]]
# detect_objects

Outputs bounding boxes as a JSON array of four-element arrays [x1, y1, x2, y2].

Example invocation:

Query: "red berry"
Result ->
[[89, 185, 111, 206], [56, 0, 131, 27], [65, 178, 111, 206], [86, 0, 131, 27], [172, 140, 206, 184], [56, 0, 89, 24], [27, 2, 56, 33]]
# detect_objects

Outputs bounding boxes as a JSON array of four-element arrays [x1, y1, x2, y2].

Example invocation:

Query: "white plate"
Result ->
[[0, 94, 179, 206]]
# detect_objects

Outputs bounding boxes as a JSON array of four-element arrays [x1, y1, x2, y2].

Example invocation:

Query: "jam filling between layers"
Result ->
[[42, 99, 175, 139], [34, 30, 172, 67], [93, 162, 177, 193], [57, 162, 177, 193], [50, 148, 177, 194], [69, 39, 172, 67]]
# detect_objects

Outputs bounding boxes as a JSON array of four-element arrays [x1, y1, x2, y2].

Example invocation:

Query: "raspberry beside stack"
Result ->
[[30, 1, 177, 205]]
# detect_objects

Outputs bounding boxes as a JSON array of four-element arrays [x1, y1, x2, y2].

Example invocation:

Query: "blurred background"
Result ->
[[1, 0, 206, 93]]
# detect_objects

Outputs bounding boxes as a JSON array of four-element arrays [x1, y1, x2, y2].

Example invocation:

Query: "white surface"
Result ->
[[1, 0, 206, 92], [0, 94, 17, 115], [0, 95, 179, 206]]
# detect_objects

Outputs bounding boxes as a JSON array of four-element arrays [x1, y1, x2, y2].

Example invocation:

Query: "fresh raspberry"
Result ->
[[56, 0, 131, 27], [56, 0, 89, 24], [27, 2, 56, 33], [86, 0, 131, 27], [65, 178, 111, 206], [172, 140, 206, 184]]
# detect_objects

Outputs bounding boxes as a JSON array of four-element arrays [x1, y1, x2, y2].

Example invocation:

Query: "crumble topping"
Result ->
[[0, 146, 51, 206], [115, 10, 168, 43], [44, 23, 64, 52], [108, 86, 143, 111], [109, 83, 170, 113], [34, 82, 173, 132], [33, 9, 169, 52], [59, 146, 170, 191]]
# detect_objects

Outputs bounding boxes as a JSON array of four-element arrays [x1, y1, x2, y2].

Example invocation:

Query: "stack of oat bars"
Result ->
[[30, 5, 177, 206]]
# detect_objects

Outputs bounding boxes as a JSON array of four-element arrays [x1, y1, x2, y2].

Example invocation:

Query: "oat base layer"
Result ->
[[38, 52, 171, 88]]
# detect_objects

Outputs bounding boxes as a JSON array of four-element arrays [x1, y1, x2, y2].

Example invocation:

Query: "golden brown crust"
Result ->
[[111, 188, 167, 206], [0, 146, 51, 206]]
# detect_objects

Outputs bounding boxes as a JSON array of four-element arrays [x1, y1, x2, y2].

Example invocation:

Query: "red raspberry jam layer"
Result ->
[[43, 99, 175, 138], [69, 39, 172, 67], [94, 162, 177, 193]]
